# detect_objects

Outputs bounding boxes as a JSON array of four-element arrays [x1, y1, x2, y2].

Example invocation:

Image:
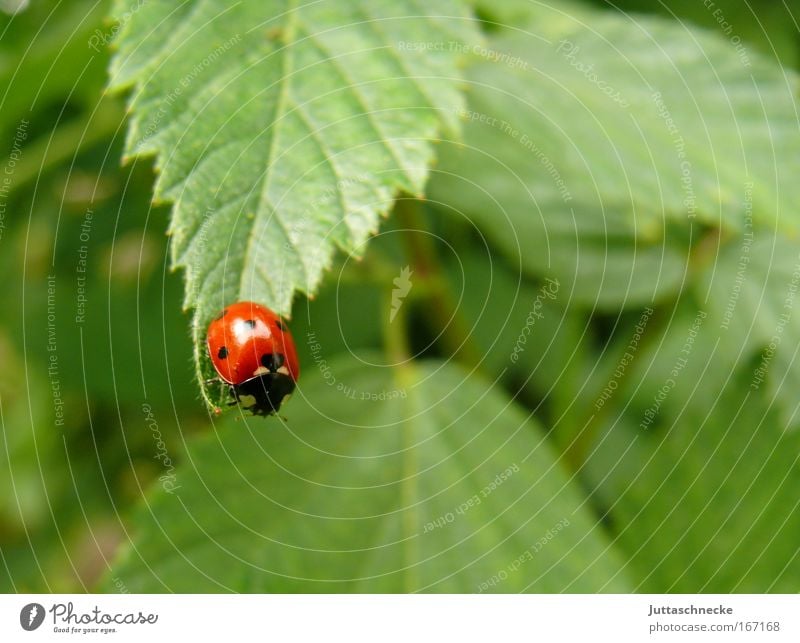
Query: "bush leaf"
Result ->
[[103, 356, 630, 592], [583, 362, 800, 591], [109, 0, 477, 407], [433, 2, 800, 308]]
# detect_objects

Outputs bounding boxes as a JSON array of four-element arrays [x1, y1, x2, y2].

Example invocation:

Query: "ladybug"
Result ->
[[206, 301, 300, 416]]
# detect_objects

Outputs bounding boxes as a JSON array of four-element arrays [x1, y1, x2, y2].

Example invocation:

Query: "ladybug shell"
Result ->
[[206, 301, 300, 386]]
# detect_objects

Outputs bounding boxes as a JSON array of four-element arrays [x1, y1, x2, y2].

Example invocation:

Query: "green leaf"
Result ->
[[578, 257, 800, 590], [432, 1, 800, 307], [109, 0, 478, 408], [103, 356, 630, 592], [574, 0, 800, 69], [439, 238, 599, 416]]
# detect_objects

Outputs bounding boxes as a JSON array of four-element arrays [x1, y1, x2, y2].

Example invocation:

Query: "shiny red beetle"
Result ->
[[206, 301, 300, 416]]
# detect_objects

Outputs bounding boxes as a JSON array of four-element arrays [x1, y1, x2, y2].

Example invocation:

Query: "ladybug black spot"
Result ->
[[261, 353, 285, 371], [217, 346, 229, 359], [244, 319, 256, 329]]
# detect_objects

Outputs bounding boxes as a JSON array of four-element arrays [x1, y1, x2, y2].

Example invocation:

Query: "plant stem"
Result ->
[[559, 306, 668, 472], [393, 197, 483, 372], [378, 256, 418, 591], [382, 287, 411, 364]]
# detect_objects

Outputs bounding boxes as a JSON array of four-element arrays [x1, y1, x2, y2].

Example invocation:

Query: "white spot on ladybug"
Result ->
[[238, 394, 257, 407], [233, 318, 271, 344], [253, 366, 270, 377], [277, 366, 290, 376]]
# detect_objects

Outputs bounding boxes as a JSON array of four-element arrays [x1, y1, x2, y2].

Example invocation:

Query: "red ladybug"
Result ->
[[206, 301, 300, 416]]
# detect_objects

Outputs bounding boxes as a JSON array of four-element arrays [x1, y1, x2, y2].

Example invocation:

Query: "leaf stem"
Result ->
[[559, 306, 668, 472], [379, 259, 418, 591], [382, 288, 411, 364]]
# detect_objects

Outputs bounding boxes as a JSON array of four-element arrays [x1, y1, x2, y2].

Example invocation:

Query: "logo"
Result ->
[[20, 603, 45, 631], [390, 266, 413, 323]]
